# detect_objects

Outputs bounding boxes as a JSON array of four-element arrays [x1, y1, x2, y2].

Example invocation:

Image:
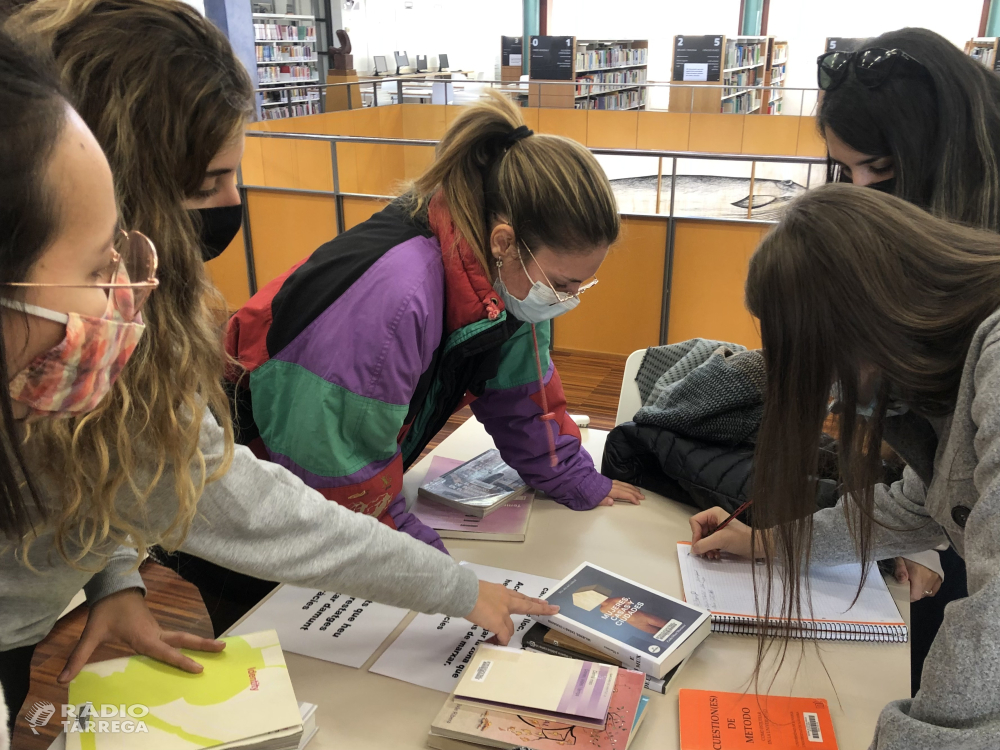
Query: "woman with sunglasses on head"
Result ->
[[815, 26, 1000, 691], [692, 184, 1000, 749], [817, 27, 1000, 225], [1, 2, 556, 731]]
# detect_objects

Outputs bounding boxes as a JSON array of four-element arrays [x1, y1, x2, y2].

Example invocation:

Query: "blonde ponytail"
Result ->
[[408, 91, 620, 271]]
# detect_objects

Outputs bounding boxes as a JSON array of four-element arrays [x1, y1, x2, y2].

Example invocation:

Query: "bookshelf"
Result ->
[[574, 40, 649, 111], [762, 39, 788, 115], [965, 37, 1000, 72], [668, 35, 771, 114], [721, 36, 767, 114], [253, 12, 321, 120]]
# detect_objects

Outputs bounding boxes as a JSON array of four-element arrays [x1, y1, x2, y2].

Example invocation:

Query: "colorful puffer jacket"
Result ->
[[226, 198, 612, 549]]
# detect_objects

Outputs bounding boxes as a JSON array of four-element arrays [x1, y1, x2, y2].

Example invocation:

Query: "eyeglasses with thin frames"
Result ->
[[519, 241, 599, 306], [1, 229, 159, 322]]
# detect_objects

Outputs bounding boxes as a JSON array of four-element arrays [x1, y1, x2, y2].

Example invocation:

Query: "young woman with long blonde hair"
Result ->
[[0, 2, 554, 732]]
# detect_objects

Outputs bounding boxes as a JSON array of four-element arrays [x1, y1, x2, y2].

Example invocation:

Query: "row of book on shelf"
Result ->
[[256, 43, 316, 63], [57, 448, 908, 749], [725, 40, 764, 69], [722, 67, 760, 95], [576, 89, 647, 111], [721, 89, 762, 114], [576, 67, 647, 95], [254, 22, 316, 42], [576, 46, 648, 71], [259, 65, 317, 84], [262, 87, 321, 106], [260, 101, 322, 120]]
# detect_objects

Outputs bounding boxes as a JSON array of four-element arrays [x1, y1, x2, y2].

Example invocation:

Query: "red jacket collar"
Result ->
[[427, 192, 504, 334]]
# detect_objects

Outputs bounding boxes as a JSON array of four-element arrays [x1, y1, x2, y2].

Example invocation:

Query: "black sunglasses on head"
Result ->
[[816, 47, 925, 91]]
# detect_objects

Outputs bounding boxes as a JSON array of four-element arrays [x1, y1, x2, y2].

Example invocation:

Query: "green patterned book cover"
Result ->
[[65, 629, 302, 750]]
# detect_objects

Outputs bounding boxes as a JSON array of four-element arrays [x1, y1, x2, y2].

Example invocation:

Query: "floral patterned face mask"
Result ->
[[3, 289, 145, 420]]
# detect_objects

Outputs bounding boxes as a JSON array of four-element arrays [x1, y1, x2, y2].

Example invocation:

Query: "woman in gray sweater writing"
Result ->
[[0, 13, 555, 734], [692, 184, 1000, 749]]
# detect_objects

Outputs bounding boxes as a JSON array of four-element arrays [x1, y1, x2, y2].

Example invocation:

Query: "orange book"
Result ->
[[679, 689, 839, 750]]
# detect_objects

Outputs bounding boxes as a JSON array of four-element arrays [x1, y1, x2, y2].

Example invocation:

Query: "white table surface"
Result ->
[[230, 418, 910, 750]]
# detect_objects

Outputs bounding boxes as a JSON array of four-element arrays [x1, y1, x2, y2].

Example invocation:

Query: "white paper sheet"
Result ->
[[683, 62, 709, 81], [368, 563, 558, 692], [230, 586, 409, 668]]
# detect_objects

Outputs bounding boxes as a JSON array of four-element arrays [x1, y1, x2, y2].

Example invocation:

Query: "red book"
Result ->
[[679, 689, 839, 749]]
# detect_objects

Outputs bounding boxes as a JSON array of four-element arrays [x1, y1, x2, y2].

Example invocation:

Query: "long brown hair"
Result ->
[[0, 27, 66, 540], [745, 182, 1000, 676], [406, 90, 620, 267], [820, 28, 1000, 231], [7, 0, 253, 563]]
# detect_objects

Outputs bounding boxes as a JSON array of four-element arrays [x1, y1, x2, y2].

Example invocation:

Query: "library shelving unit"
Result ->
[[965, 37, 1000, 72], [721, 36, 767, 114], [574, 40, 648, 111], [762, 39, 788, 115], [253, 12, 321, 120]]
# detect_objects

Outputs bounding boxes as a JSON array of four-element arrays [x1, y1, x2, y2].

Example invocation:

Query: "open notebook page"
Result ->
[[677, 542, 904, 626]]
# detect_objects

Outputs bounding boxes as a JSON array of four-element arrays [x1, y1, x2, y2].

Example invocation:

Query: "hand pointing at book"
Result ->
[[467, 582, 559, 645], [690, 506, 755, 559]]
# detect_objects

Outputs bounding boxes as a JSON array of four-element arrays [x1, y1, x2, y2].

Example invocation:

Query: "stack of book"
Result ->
[[535, 562, 712, 681], [521, 622, 680, 694], [428, 645, 650, 750], [63, 630, 307, 750], [413, 452, 533, 542]]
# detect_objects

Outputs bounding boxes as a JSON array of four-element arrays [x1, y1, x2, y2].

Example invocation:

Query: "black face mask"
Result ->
[[838, 168, 896, 195], [868, 175, 897, 194], [193, 204, 242, 261]]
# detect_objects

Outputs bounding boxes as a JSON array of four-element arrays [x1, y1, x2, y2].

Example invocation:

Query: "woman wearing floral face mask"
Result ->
[[0, 29, 167, 729], [0, 11, 557, 732]]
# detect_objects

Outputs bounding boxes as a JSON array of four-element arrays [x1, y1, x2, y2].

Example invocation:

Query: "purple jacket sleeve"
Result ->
[[470, 322, 611, 510], [387, 495, 448, 553]]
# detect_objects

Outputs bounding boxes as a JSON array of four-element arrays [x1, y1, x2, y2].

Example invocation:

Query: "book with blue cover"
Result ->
[[535, 562, 712, 679]]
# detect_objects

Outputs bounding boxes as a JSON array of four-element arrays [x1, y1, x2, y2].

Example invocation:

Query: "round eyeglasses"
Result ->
[[2, 229, 159, 322]]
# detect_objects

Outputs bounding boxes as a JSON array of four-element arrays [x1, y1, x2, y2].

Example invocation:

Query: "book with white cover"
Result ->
[[64, 629, 302, 750], [452, 645, 617, 730]]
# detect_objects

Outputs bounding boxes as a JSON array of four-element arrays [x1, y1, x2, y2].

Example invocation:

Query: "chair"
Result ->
[[615, 349, 647, 426]]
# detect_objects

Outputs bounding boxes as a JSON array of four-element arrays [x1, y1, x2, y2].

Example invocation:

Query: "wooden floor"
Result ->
[[13, 350, 628, 750]]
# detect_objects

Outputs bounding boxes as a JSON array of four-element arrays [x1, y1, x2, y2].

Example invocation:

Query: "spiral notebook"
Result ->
[[677, 542, 907, 642]]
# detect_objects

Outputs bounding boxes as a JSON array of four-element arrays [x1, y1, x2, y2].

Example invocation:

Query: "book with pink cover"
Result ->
[[412, 456, 533, 542], [431, 666, 646, 750]]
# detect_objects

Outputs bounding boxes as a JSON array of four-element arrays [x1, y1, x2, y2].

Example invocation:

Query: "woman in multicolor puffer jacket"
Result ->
[[226, 92, 644, 552]]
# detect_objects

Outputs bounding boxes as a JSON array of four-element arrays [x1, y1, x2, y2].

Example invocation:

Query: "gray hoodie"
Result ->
[[0, 410, 479, 652], [811, 309, 1000, 750]]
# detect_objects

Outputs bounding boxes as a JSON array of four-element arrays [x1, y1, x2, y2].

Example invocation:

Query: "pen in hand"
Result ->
[[690, 500, 755, 560], [713, 498, 753, 534]]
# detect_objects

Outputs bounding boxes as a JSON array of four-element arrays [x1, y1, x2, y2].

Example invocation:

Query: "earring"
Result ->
[[496, 258, 504, 269]]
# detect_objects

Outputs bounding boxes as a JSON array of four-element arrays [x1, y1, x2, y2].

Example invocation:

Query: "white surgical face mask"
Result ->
[[491, 244, 581, 324]]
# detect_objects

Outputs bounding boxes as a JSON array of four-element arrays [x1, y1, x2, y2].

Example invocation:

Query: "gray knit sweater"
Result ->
[[811, 308, 1000, 749], [0, 411, 480, 652]]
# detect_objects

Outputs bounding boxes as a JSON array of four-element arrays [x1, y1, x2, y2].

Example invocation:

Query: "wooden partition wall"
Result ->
[[208, 103, 823, 353]]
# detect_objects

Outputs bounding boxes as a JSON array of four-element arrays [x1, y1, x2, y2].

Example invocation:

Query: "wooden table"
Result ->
[[230, 418, 910, 750]]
